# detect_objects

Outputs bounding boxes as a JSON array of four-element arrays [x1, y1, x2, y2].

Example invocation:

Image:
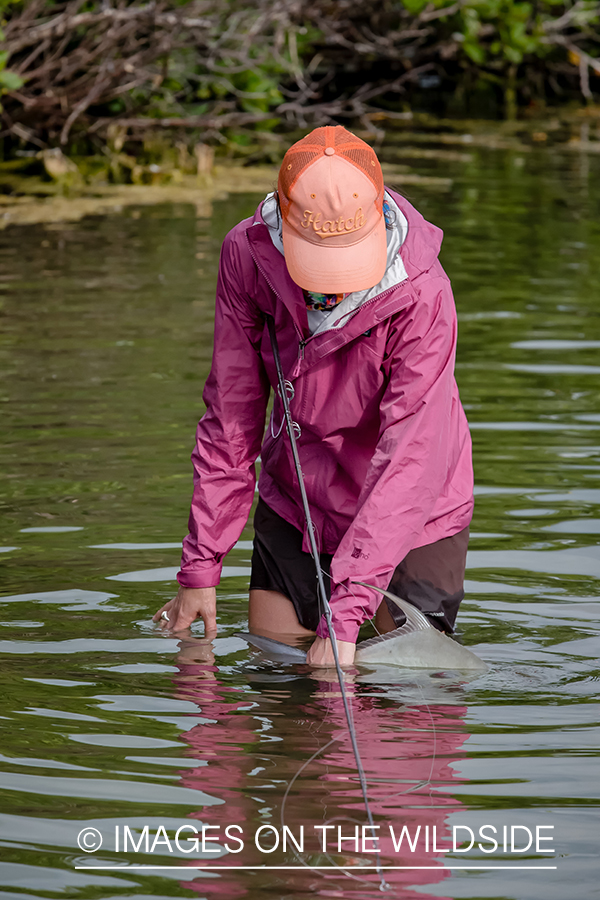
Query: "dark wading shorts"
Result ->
[[249, 498, 470, 634]]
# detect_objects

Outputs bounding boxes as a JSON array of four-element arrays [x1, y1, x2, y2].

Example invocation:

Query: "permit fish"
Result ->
[[237, 584, 487, 671]]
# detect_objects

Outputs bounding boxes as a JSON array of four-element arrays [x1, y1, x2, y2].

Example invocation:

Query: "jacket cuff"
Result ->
[[316, 614, 360, 644], [177, 562, 222, 589]]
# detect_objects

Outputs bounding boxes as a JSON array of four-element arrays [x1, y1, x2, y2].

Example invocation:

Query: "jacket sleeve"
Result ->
[[317, 270, 470, 642], [177, 232, 270, 589]]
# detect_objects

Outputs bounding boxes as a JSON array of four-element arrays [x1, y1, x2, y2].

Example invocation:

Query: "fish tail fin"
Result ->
[[353, 582, 434, 633]]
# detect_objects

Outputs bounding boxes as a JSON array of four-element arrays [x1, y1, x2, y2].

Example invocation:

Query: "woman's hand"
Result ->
[[153, 586, 217, 636], [306, 636, 355, 667]]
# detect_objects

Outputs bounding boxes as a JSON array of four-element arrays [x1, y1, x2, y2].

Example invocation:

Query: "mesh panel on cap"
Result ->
[[339, 147, 384, 205], [332, 128, 356, 146], [291, 129, 327, 149]]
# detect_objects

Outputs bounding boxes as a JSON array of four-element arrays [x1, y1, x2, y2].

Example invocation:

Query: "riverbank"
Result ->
[[1, 109, 600, 229]]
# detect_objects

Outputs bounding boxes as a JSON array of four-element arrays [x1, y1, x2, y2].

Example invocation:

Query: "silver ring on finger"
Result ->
[[161, 610, 170, 622]]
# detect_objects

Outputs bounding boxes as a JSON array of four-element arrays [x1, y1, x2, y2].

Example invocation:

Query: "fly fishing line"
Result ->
[[266, 315, 389, 892]]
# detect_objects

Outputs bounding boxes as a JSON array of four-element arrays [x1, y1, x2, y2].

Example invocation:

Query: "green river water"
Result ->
[[1, 139, 599, 900]]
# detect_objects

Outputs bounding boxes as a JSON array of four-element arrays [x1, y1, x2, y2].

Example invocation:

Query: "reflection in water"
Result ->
[[171, 640, 469, 899]]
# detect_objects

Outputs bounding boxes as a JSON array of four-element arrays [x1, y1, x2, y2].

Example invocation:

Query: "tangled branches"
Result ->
[[1, 1, 238, 146], [1, 0, 600, 153]]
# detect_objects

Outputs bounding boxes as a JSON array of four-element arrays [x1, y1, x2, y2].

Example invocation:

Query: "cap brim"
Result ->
[[282, 216, 388, 294]]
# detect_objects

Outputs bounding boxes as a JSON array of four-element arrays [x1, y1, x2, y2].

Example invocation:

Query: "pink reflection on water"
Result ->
[[169, 640, 469, 900]]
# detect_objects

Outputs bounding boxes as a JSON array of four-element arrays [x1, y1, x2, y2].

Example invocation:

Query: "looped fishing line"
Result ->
[[280, 740, 389, 890]]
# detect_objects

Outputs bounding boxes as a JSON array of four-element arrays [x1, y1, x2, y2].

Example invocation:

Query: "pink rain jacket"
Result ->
[[178, 189, 474, 642]]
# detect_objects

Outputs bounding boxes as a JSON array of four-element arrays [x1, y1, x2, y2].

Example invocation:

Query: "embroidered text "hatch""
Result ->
[[300, 208, 366, 238]]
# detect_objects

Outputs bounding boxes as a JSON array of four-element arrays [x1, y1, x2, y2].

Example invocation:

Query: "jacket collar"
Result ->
[[260, 190, 410, 337], [246, 217, 417, 374], [299, 283, 417, 372]]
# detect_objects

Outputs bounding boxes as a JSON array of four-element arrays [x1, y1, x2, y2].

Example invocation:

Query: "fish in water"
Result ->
[[237, 584, 487, 671]]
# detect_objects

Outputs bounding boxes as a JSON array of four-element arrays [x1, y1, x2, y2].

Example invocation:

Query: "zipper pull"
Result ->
[[292, 340, 306, 378]]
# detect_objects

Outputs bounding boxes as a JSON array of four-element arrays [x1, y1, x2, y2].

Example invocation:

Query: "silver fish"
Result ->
[[237, 584, 487, 672]]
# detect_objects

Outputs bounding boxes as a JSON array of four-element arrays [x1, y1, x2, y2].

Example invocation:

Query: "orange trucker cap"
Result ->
[[277, 125, 387, 293]]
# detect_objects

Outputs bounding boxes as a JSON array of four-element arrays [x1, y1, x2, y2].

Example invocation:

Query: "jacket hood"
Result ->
[[254, 187, 443, 284]]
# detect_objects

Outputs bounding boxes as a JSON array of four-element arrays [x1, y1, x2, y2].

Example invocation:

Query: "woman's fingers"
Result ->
[[155, 600, 194, 632], [199, 607, 218, 638], [152, 586, 217, 635], [168, 601, 206, 632]]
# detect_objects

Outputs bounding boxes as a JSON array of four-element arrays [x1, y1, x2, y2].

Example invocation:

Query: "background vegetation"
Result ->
[[1, 0, 599, 166]]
